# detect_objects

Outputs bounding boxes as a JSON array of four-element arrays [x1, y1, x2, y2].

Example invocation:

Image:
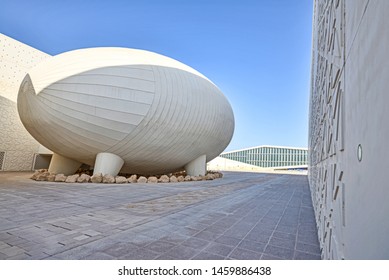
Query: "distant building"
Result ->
[[219, 145, 307, 169]]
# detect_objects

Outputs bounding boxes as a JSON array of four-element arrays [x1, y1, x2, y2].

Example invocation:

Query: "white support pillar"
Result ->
[[48, 153, 82, 175], [185, 154, 206, 176], [93, 152, 124, 176]]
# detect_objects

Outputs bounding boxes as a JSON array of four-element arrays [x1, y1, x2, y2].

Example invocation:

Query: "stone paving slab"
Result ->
[[0, 171, 321, 260]]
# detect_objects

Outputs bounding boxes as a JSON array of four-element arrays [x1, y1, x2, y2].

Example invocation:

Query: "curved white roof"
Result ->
[[18, 47, 234, 174], [28, 47, 211, 95]]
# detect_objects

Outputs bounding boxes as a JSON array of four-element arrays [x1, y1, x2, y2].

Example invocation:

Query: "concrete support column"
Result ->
[[93, 152, 124, 176], [185, 154, 206, 176], [48, 153, 82, 175]]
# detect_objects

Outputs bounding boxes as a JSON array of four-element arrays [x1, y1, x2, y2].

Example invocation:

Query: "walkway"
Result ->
[[0, 171, 321, 260]]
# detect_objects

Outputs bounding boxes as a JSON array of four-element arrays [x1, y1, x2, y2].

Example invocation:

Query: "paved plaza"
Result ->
[[0, 171, 321, 260]]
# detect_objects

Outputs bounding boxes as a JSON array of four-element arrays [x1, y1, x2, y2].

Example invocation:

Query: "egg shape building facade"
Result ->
[[17, 48, 234, 176]]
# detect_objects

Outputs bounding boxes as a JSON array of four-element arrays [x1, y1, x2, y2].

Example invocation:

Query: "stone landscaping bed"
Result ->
[[30, 169, 223, 184]]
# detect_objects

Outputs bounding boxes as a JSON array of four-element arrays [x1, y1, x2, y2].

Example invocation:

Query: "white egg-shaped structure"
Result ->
[[17, 47, 234, 176]]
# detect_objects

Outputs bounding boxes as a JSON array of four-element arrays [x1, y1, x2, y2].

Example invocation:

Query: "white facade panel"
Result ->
[[0, 33, 51, 171], [309, 0, 389, 259]]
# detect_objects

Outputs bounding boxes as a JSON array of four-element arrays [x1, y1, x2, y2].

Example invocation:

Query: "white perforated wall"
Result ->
[[309, 0, 389, 259], [0, 33, 50, 171]]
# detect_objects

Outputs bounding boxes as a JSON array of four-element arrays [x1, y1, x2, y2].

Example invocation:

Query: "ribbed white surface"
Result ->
[[18, 48, 234, 174]]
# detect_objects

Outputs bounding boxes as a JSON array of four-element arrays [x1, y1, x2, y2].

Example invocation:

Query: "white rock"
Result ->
[[177, 175, 185, 182], [170, 175, 178, 183], [77, 173, 91, 183], [190, 176, 198, 181], [184, 175, 191, 181], [47, 174, 56, 182], [137, 176, 147, 183], [90, 173, 103, 183], [115, 176, 127, 183], [54, 174, 67, 182], [147, 176, 158, 183], [127, 174, 137, 183], [35, 171, 50, 181], [159, 175, 170, 183], [102, 174, 115, 183], [65, 174, 79, 183]]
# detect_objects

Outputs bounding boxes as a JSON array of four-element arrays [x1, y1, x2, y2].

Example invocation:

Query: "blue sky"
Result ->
[[1, 0, 313, 152]]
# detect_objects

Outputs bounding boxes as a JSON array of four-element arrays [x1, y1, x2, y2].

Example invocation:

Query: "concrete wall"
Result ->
[[0, 33, 50, 171], [309, 0, 389, 259]]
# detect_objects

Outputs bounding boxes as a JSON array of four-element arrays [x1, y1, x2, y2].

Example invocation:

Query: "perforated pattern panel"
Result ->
[[309, 0, 346, 260], [0, 34, 51, 171], [0, 151, 5, 170]]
